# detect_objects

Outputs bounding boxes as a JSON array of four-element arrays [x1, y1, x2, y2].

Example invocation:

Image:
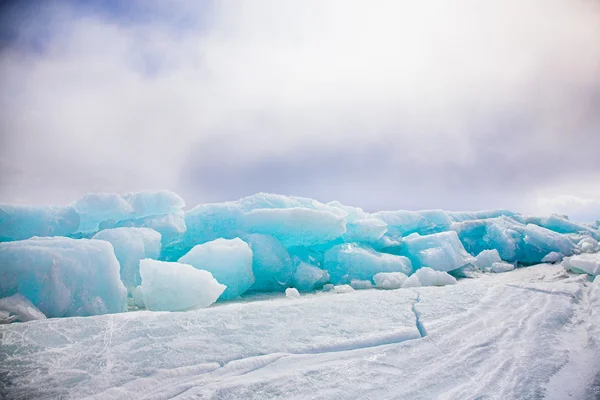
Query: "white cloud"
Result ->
[[0, 0, 599, 213]]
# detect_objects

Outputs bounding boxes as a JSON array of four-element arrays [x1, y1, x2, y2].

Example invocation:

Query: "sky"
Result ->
[[0, 0, 599, 221]]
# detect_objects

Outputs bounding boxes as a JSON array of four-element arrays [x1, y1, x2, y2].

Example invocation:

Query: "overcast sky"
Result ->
[[1, 0, 599, 220]]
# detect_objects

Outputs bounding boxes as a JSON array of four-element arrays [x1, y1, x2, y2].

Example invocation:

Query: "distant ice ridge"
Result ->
[[1, 191, 599, 320]]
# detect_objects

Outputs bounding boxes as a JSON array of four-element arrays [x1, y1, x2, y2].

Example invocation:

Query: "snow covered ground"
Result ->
[[1, 264, 598, 400]]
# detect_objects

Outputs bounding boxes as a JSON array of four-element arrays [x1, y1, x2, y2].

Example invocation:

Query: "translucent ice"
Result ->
[[0, 205, 80, 241], [373, 209, 452, 236], [92, 227, 162, 292], [328, 201, 387, 242], [285, 288, 300, 298], [0, 237, 126, 317], [373, 272, 409, 289], [578, 237, 599, 253], [244, 234, 293, 291], [324, 243, 412, 284], [293, 262, 330, 292], [0, 293, 46, 322], [178, 238, 254, 300], [402, 267, 457, 288], [541, 252, 564, 264], [403, 231, 475, 272], [474, 249, 502, 271], [562, 253, 600, 276], [139, 259, 226, 311]]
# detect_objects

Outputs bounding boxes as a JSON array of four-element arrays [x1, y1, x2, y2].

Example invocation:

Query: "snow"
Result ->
[[324, 243, 412, 284], [139, 259, 225, 311], [562, 253, 600, 276], [0, 293, 46, 322], [333, 284, 355, 293], [2, 264, 597, 399], [373, 272, 409, 289], [92, 227, 162, 292], [578, 237, 599, 253], [0, 237, 126, 317], [403, 231, 475, 272], [178, 238, 254, 300], [285, 288, 300, 298]]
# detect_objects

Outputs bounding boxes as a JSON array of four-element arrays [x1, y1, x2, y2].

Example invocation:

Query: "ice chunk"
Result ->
[[0, 237, 126, 317], [131, 285, 145, 308], [350, 279, 373, 290], [403, 231, 475, 272], [402, 267, 457, 288], [73, 191, 184, 233], [333, 284, 355, 293], [473, 249, 502, 271], [491, 262, 515, 273], [102, 212, 186, 247], [324, 244, 412, 284], [285, 288, 300, 298], [239, 193, 346, 217], [448, 209, 521, 222], [0, 293, 46, 322], [178, 238, 254, 300], [328, 201, 387, 242], [562, 253, 600, 276], [92, 228, 162, 292], [322, 283, 335, 292], [373, 272, 409, 289], [532, 214, 600, 239], [183, 202, 244, 246], [244, 234, 293, 291], [578, 237, 599, 253], [244, 207, 346, 247], [373, 209, 452, 236], [541, 252, 564, 264], [293, 262, 330, 292], [0, 205, 80, 241], [139, 259, 226, 311]]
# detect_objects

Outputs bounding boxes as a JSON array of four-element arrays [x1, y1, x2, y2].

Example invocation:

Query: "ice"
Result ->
[[238, 193, 346, 217], [92, 228, 162, 292], [373, 272, 409, 289], [447, 209, 520, 222], [328, 201, 387, 242], [182, 202, 244, 248], [578, 237, 599, 253], [491, 262, 515, 273], [293, 262, 330, 292], [542, 252, 564, 264], [333, 284, 355, 293], [0, 237, 126, 317], [0, 205, 80, 241], [178, 238, 254, 300], [403, 231, 475, 272], [373, 209, 452, 236], [0, 293, 46, 322], [473, 249, 502, 271], [101, 212, 186, 247], [402, 267, 457, 288], [244, 234, 293, 291], [324, 243, 412, 284], [322, 283, 335, 292], [72, 191, 185, 233], [349, 279, 373, 290], [285, 288, 300, 298], [244, 207, 346, 247], [131, 286, 145, 308], [139, 259, 226, 311], [562, 253, 600, 276], [532, 214, 600, 239]]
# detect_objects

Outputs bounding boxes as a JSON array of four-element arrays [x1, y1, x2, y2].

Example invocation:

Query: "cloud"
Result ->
[[0, 0, 599, 219]]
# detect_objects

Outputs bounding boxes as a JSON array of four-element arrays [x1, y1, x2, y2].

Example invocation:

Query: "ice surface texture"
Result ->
[[1, 191, 599, 319], [0, 237, 126, 317]]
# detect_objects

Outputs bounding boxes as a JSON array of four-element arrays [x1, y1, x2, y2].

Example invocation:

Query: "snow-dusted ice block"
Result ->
[[403, 231, 475, 272], [402, 267, 457, 288], [474, 249, 502, 271], [178, 238, 254, 300], [333, 284, 355, 293], [140, 259, 226, 311], [0, 205, 80, 241], [73, 191, 184, 233], [93, 227, 161, 291], [350, 279, 373, 290], [578, 237, 599, 253], [0, 293, 46, 322], [373, 209, 452, 237], [293, 262, 330, 292], [541, 252, 564, 264], [244, 207, 346, 247], [491, 262, 515, 273], [0, 237, 126, 317], [244, 234, 293, 291], [373, 272, 409, 289], [562, 253, 600, 276], [324, 243, 412, 284], [285, 288, 300, 298]]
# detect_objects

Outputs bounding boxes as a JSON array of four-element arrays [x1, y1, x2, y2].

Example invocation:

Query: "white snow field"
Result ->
[[1, 264, 599, 400]]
